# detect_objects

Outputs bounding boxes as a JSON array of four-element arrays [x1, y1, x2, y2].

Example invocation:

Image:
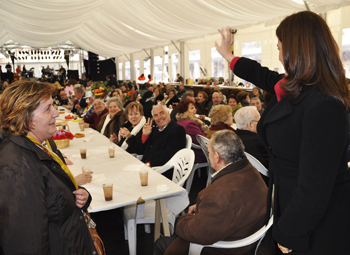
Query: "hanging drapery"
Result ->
[[0, 0, 349, 57]]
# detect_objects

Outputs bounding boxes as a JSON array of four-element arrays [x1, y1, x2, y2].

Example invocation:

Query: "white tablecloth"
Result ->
[[57, 107, 189, 214]]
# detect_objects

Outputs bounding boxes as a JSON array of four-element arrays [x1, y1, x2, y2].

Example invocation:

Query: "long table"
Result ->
[[57, 108, 189, 241]]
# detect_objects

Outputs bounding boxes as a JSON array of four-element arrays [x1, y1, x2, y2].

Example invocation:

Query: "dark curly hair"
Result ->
[[177, 99, 195, 114]]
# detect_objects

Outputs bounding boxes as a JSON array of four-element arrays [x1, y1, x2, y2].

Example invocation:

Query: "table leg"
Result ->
[[154, 200, 161, 241], [154, 198, 171, 242], [160, 199, 170, 236]]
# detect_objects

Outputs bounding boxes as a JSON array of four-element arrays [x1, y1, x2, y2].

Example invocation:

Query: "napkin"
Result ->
[[84, 134, 94, 142], [72, 118, 83, 122], [90, 173, 105, 183], [123, 165, 144, 171], [157, 184, 169, 192]]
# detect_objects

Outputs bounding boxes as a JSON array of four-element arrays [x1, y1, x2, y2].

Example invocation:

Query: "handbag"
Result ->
[[82, 210, 106, 255]]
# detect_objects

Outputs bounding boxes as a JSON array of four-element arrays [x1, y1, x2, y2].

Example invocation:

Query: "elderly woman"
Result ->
[[195, 91, 210, 116], [207, 105, 235, 139], [0, 81, 96, 254], [176, 99, 208, 163], [96, 97, 126, 142], [227, 94, 242, 119], [252, 86, 264, 102], [237, 91, 250, 107], [153, 87, 164, 104], [118, 102, 146, 154], [163, 88, 179, 107]]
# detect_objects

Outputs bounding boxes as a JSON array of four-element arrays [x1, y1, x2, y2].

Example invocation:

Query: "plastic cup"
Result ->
[[139, 168, 149, 186], [79, 123, 85, 131], [102, 183, 113, 201], [108, 145, 115, 158], [80, 148, 87, 159], [82, 165, 91, 173]]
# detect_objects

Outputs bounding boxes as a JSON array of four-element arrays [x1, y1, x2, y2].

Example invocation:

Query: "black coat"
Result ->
[[235, 129, 269, 169], [72, 97, 88, 115], [141, 120, 186, 169], [118, 121, 143, 155], [234, 57, 350, 254], [0, 133, 96, 254]]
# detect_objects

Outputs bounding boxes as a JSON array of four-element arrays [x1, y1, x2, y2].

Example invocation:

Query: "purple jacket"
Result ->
[[177, 119, 206, 163]]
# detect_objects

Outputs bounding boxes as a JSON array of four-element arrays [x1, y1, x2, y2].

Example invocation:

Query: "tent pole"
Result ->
[[303, 1, 310, 11]]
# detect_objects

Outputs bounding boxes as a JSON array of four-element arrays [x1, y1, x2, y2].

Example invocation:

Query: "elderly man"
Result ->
[[71, 86, 87, 115], [250, 97, 264, 115], [141, 104, 186, 177], [208, 91, 225, 116], [81, 99, 109, 130], [154, 130, 268, 255], [58, 90, 72, 109], [234, 106, 269, 169]]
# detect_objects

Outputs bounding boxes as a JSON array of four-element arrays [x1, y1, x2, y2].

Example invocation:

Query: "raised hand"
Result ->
[[215, 26, 235, 63], [142, 118, 153, 136]]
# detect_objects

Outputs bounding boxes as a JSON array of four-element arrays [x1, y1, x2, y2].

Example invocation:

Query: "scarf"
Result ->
[[175, 113, 209, 134], [120, 116, 146, 150], [26, 135, 78, 190], [209, 123, 235, 132]]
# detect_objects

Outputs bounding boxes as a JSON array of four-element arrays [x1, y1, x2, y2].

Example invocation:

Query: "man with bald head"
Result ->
[[81, 99, 109, 130]]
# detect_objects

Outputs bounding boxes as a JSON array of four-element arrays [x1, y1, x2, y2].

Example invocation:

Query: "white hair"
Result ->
[[234, 106, 258, 129], [250, 97, 261, 103], [151, 104, 169, 117]]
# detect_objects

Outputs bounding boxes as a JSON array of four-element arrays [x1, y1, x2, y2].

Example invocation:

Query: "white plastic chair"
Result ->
[[123, 149, 195, 255], [185, 142, 209, 193], [188, 215, 274, 255], [245, 152, 269, 177], [196, 134, 214, 186], [185, 134, 192, 149]]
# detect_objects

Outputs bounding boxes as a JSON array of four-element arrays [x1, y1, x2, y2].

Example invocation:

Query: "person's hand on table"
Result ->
[[75, 171, 93, 185], [64, 157, 73, 165], [188, 204, 196, 215], [83, 123, 90, 128], [110, 133, 118, 143], [143, 118, 153, 136], [277, 243, 292, 254], [73, 189, 90, 208], [197, 115, 206, 120], [215, 26, 235, 63]]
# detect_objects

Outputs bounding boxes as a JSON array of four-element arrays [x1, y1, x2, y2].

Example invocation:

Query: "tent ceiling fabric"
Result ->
[[0, 0, 349, 57]]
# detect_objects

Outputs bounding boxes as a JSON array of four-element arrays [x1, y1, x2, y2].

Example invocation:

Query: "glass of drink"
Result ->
[[108, 144, 115, 158], [80, 148, 87, 159], [102, 183, 113, 201], [82, 165, 91, 173], [79, 123, 85, 131], [139, 168, 149, 186]]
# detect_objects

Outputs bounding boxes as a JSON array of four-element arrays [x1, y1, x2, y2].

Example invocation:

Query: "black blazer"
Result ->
[[71, 97, 88, 114], [140, 120, 186, 171], [234, 57, 350, 255], [235, 129, 269, 169]]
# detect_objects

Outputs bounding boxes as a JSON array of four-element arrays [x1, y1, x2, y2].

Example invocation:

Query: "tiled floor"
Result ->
[[90, 169, 272, 255]]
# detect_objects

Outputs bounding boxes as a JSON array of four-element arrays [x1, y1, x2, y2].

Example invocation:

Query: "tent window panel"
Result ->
[[144, 59, 150, 78], [211, 47, 225, 78], [242, 41, 262, 64], [118, 63, 123, 80], [125, 61, 130, 80], [172, 53, 178, 81], [135, 60, 140, 80], [189, 50, 200, 80], [342, 28, 350, 79], [154, 56, 162, 83]]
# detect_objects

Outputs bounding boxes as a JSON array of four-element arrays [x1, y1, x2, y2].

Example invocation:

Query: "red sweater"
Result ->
[[84, 107, 109, 130]]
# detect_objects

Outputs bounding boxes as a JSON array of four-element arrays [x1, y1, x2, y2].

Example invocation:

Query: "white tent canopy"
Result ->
[[1, 0, 350, 57]]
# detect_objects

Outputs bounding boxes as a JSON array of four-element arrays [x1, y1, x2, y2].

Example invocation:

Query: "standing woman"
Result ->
[[216, 11, 350, 254], [0, 81, 96, 254]]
